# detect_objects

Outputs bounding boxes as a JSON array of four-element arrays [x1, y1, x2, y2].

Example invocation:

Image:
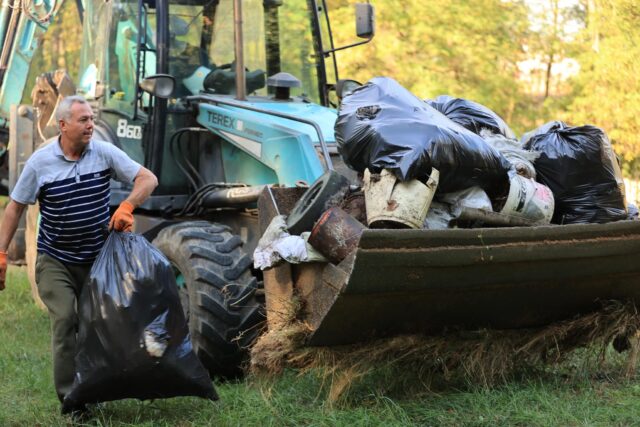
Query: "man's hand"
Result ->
[[0, 251, 7, 291], [109, 201, 135, 232], [0, 200, 26, 290]]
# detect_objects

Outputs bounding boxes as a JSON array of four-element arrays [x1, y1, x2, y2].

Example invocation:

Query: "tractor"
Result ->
[[2, 0, 373, 377]]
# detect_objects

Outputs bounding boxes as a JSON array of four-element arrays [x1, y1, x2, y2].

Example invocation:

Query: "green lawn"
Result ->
[[2, 266, 640, 426]]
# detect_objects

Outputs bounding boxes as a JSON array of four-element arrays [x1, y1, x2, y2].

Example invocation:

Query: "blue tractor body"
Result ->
[[196, 98, 336, 187]]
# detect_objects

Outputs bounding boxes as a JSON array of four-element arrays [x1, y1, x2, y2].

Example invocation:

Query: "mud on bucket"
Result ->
[[363, 168, 439, 229], [500, 173, 555, 225]]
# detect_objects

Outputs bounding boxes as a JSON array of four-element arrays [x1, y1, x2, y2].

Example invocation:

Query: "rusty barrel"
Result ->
[[308, 207, 366, 264]]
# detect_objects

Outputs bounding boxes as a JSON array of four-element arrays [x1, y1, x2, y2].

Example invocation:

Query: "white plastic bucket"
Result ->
[[363, 168, 439, 229], [500, 174, 554, 225]]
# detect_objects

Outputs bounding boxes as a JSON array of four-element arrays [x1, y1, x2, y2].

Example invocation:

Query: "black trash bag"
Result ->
[[335, 77, 511, 193], [62, 232, 217, 412], [520, 120, 565, 146], [523, 122, 627, 224], [425, 95, 516, 140]]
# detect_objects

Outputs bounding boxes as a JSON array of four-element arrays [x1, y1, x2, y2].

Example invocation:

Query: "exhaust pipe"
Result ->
[[201, 185, 264, 208]]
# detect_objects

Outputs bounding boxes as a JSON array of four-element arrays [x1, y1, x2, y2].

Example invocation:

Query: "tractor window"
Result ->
[[207, 0, 267, 96], [106, 0, 157, 113], [165, 0, 323, 101], [78, 0, 112, 98], [205, 0, 267, 78], [168, 4, 210, 97], [276, 0, 321, 102]]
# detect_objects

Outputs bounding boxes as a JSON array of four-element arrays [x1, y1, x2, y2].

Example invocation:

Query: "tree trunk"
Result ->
[[544, 52, 554, 99]]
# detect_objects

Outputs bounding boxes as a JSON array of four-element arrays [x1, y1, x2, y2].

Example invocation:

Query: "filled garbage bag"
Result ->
[[520, 120, 564, 146], [523, 121, 627, 224], [335, 77, 511, 193], [425, 95, 516, 140], [480, 130, 539, 179], [62, 232, 217, 411]]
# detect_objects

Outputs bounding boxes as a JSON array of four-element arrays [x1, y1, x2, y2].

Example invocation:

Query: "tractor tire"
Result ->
[[153, 221, 264, 379], [25, 203, 46, 310], [286, 170, 350, 235]]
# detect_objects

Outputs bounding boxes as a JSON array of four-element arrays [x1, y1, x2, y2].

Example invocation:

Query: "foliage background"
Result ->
[[24, 0, 640, 176], [328, 0, 640, 177]]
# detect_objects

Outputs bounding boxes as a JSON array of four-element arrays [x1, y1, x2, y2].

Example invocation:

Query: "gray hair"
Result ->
[[55, 95, 89, 125]]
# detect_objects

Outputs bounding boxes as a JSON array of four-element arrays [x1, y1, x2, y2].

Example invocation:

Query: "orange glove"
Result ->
[[0, 251, 6, 291], [109, 201, 135, 232]]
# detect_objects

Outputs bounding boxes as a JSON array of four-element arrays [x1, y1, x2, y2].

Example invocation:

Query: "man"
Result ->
[[0, 95, 158, 414]]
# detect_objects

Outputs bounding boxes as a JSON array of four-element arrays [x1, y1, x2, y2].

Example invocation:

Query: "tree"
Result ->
[[525, 0, 585, 99], [328, 0, 531, 134], [566, 0, 640, 176]]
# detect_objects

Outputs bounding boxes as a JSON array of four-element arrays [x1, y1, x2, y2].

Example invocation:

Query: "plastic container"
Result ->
[[363, 168, 439, 229], [500, 174, 554, 225]]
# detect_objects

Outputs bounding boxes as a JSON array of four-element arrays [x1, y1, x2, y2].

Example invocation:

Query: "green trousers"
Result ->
[[35, 252, 92, 403]]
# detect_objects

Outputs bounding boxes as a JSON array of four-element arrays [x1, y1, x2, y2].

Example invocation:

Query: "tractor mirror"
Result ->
[[139, 74, 175, 98], [323, 4, 375, 56], [355, 3, 375, 38]]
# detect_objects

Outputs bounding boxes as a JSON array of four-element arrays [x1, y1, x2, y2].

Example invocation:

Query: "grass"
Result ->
[[3, 266, 640, 426]]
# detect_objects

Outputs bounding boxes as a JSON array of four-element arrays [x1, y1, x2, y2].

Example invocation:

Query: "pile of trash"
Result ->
[[254, 77, 631, 269]]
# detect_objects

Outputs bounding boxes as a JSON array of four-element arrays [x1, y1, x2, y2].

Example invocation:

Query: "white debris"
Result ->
[[253, 215, 328, 270], [440, 186, 493, 214], [423, 202, 454, 229], [424, 188, 492, 229], [144, 330, 168, 358]]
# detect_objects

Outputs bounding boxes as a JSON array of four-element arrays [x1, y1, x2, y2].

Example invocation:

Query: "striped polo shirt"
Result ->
[[11, 138, 141, 264]]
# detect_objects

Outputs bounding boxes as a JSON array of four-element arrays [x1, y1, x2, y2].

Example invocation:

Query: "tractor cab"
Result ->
[[75, 0, 372, 212], [78, 0, 372, 109]]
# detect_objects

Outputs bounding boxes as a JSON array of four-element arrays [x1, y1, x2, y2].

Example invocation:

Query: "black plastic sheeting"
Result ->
[[524, 121, 627, 224], [425, 95, 516, 140], [62, 232, 217, 412], [335, 77, 511, 193]]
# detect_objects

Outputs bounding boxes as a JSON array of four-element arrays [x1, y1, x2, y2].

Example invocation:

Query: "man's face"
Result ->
[[60, 102, 94, 145]]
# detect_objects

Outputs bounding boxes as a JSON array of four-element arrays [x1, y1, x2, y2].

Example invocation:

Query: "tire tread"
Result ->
[[153, 222, 264, 378]]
